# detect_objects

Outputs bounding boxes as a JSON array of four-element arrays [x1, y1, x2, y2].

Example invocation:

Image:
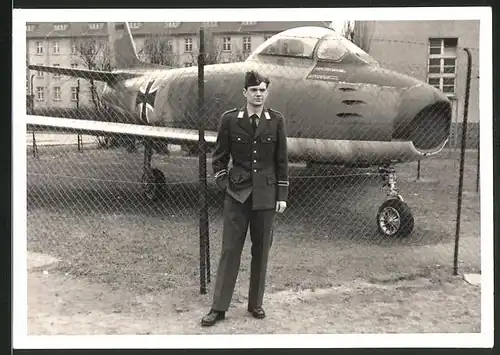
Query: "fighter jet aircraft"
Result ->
[[26, 22, 452, 238]]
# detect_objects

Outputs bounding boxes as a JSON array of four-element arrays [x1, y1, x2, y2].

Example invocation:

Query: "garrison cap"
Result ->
[[244, 70, 270, 89]]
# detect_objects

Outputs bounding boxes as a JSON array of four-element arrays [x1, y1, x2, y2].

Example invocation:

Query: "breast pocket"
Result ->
[[231, 135, 250, 160], [260, 134, 277, 160]]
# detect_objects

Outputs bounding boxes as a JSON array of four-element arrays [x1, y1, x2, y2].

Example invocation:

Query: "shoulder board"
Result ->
[[222, 108, 238, 116], [268, 108, 284, 117]]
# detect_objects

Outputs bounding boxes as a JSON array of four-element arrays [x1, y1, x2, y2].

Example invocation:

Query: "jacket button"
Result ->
[[253, 160, 257, 163], [253, 141, 257, 144], [253, 169, 257, 172], [253, 150, 257, 153]]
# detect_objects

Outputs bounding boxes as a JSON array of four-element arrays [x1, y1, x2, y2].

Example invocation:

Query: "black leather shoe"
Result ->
[[248, 307, 266, 319], [201, 309, 225, 326]]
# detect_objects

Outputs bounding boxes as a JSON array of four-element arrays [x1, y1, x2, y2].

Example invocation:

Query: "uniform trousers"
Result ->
[[211, 192, 275, 312]]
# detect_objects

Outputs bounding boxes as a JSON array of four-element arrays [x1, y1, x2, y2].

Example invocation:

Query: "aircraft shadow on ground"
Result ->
[[27, 164, 447, 247]]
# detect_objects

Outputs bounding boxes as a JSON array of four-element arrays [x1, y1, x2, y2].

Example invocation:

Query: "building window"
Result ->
[[35, 64, 44, 78], [36, 87, 44, 101], [53, 87, 61, 101], [242, 21, 256, 25], [88, 23, 102, 30], [166, 40, 173, 52], [71, 87, 78, 101], [264, 35, 272, 41], [427, 38, 458, 94], [202, 21, 218, 27], [165, 22, 180, 28], [71, 41, 78, 55], [223, 37, 231, 51], [243, 37, 251, 52], [26, 24, 35, 32], [52, 64, 60, 78], [129, 22, 142, 29], [185, 38, 193, 52], [53, 23, 67, 31], [184, 62, 193, 67], [36, 41, 43, 55], [52, 41, 60, 55], [71, 63, 78, 68]]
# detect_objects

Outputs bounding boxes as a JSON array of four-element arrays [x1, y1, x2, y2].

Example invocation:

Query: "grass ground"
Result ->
[[25, 143, 482, 335]]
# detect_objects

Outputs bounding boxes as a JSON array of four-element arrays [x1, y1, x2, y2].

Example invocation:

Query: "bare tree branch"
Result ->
[[138, 34, 176, 67], [74, 37, 113, 112]]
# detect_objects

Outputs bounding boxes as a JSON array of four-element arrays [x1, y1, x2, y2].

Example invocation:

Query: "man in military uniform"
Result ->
[[201, 70, 289, 326]]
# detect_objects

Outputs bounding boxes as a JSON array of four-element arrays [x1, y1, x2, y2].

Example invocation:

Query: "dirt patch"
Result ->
[[28, 258, 480, 335]]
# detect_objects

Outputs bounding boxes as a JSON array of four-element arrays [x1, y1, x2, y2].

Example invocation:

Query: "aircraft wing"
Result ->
[[26, 115, 217, 144], [28, 65, 140, 83]]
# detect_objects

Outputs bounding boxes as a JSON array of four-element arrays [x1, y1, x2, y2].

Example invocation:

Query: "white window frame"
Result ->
[[36, 41, 43, 55], [53, 87, 61, 101], [223, 37, 231, 52], [52, 40, 60, 55], [26, 24, 35, 32], [243, 37, 251, 52], [165, 22, 180, 28], [54, 24, 67, 31], [129, 22, 142, 29], [36, 64, 44, 78], [36, 87, 44, 101], [166, 39, 173, 52], [427, 37, 458, 95], [185, 38, 193, 52], [52, 64, 60, 78], [71, 41, 78, 55], [88, 23, 102, 30], [71, 87, 78, 101]]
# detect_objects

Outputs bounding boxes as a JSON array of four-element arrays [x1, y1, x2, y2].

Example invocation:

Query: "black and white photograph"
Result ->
[[11, 6, 493, 349]]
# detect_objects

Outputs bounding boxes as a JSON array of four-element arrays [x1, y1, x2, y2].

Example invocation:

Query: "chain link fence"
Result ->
[[26, 23, 481, 298]]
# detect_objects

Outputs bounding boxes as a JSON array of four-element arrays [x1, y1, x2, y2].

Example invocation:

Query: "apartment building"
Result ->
[[353, 20, 480, 147], [26, 21, 330, 110]]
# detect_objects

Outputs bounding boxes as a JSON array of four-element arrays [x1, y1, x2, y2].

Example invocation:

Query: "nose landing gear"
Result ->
[[376, 166, 414, 238]]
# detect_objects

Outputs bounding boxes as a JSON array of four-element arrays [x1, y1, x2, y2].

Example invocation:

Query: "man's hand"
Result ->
[[276, 201, 287, 213]]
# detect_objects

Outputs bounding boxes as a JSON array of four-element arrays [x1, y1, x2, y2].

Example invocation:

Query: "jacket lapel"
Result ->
[[236, 107, 254, 136], [253, 108, 270, 138]]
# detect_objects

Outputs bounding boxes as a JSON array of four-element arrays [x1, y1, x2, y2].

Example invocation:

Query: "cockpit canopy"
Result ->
[[247, 26, 378, 65]]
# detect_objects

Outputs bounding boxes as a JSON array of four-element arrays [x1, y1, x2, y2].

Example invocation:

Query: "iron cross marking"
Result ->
[[136, 80, 157, 123]]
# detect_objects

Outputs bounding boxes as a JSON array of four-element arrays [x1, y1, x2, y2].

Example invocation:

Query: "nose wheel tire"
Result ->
[[141, 168, 166, 201], [376, 198, 414, 238]]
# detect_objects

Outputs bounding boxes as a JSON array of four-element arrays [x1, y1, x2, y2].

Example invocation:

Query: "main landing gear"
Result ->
[[376, 166, 414, 238], [141, 138, 166, 201]]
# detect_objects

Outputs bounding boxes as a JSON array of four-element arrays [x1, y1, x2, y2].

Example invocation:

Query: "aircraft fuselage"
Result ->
[[100, 58, 451, 166]]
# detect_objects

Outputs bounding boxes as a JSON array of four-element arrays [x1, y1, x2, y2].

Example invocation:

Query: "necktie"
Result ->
[[251, 114, 258, 132]]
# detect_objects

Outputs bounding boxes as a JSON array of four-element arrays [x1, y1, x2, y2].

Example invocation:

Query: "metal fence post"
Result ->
[[476, 127, 480, 193], [77, 79, 82, 153], [453, 47, 472, 276], [198, 27, 209, 294]]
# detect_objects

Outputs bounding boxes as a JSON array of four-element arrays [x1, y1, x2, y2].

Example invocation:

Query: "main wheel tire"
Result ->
[[376, 198, 414, 238], [141, 168, 166, 201]]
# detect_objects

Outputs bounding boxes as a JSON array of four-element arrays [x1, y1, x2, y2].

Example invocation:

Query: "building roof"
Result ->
[[26, 22, 110, 38], [26, 21, 332, 39]]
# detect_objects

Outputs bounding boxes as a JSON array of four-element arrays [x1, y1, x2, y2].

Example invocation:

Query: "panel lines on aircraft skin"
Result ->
[[136, 80, 157, 124]]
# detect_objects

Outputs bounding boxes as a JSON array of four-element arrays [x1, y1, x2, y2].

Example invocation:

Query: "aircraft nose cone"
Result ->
[[392, 83, 452, 153]]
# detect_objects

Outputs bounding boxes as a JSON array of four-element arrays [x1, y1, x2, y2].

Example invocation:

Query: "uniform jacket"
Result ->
[[212, 106, 289, 210]]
